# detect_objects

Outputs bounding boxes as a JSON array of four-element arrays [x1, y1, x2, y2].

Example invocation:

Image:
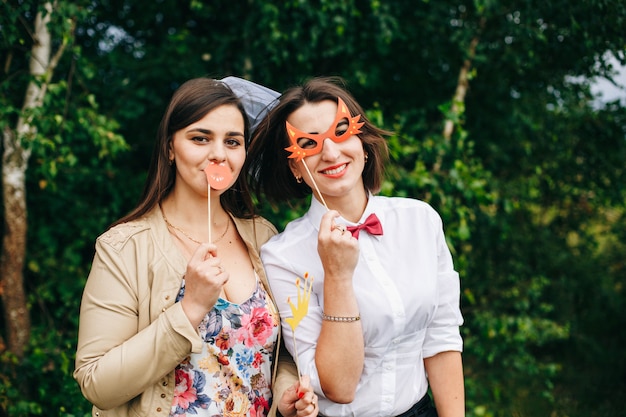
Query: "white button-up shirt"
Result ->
[[261, 195, 463, 417]]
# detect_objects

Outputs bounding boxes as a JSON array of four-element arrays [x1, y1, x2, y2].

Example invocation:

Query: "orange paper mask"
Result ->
[[285, 97, 364, 162]]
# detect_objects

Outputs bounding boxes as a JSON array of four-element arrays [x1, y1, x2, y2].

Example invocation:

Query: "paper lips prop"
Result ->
[[204, 162, 232, 190]]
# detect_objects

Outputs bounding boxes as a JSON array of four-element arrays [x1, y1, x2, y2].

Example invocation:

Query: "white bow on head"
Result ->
[[221, 76, 280, 135]]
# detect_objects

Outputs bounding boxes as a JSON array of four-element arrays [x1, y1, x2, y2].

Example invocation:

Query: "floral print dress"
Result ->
[[170, 276, 279, 417]]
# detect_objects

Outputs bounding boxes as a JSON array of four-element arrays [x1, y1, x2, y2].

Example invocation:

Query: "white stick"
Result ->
[[301, 160, 328, 210], [292, 331, 302, 381], [208, 183, 212, 243]]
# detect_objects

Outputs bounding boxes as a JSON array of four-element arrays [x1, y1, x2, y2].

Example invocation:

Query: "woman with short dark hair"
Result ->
[[246, 76, 465, 417]]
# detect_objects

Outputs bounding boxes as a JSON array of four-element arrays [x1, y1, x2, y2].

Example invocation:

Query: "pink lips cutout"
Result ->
[[204, 162, 232, 190]]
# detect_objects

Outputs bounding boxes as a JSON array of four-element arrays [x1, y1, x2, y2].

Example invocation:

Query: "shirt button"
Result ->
[[163, 381, 168, 386], [165, 295, 170, 300], [156, 407, 162, 412]]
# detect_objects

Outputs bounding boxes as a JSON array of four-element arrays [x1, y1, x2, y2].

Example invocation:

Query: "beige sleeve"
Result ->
[[73, 239, 199, 409]]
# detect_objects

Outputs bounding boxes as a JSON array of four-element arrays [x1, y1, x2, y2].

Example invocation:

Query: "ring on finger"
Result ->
[[335, 224, 346, 234]]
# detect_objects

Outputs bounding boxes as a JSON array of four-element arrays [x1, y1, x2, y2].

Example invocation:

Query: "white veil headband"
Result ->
[[221, 76, 280, 137]]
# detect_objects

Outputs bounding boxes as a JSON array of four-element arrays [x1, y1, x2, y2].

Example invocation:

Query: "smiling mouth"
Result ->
[[320, 163, 347, 175]]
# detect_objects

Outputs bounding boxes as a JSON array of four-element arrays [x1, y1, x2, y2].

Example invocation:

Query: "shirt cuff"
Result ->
[[423, 326, 463, 358]]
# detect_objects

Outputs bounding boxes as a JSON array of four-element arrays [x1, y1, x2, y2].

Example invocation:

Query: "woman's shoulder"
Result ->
[[234, 215, 277, 234], [233, 215, 279, 246], [376, 194, 435, 211], [264, 215, 315, 249], [96, 216, 152, 252], [375, 195, 443, 223]]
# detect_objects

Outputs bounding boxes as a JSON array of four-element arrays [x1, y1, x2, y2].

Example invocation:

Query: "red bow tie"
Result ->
[[347, 213, 383, 239]]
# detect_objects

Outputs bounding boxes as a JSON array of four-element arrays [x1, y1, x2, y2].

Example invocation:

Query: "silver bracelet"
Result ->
[[322, 313, 361, 322]]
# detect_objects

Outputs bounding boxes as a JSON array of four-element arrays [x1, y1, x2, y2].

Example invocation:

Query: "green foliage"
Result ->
[[1, 0, 625, 416], [1, 1, 131, 415]]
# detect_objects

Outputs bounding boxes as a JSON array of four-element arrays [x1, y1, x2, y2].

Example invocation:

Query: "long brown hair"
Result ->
[[112, 78, 254, 228], [244, 76, 389, 206]]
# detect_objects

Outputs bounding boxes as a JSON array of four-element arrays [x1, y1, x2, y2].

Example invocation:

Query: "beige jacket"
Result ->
[[74, 207, 297, 417]]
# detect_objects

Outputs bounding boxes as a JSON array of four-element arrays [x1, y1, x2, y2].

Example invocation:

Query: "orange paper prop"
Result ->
[[285, 272, 314, 378], [284, 97, 364, 162], [204, 161, 232, 191]]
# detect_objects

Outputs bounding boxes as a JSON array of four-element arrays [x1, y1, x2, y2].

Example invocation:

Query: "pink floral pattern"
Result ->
[[238, 307, 275, 347], [170, 280, 279, 417]]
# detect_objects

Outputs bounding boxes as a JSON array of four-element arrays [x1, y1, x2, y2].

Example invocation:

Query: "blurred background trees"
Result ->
[[1, 0, 624, 416]]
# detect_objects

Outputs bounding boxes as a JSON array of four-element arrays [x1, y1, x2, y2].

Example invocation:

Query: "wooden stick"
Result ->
[[292, 331, 302, 381], [301, 160, 328, 210], [208, 183, 212, 243]]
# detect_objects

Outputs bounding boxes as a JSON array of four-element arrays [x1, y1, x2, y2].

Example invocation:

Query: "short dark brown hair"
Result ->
[[245, 76, 389, 206]]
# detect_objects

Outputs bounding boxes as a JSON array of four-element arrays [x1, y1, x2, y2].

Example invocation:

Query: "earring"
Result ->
[[168, 158, 174, 166], [295, 175, 303, 183], [364, 152, 369, 163]]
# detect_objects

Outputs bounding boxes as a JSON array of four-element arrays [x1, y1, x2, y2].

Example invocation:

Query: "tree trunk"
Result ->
[[1, 128, 31, 358], [0, 2, 54, 359], [441, 34, 480, 142], [433, 17, 486, 174]]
